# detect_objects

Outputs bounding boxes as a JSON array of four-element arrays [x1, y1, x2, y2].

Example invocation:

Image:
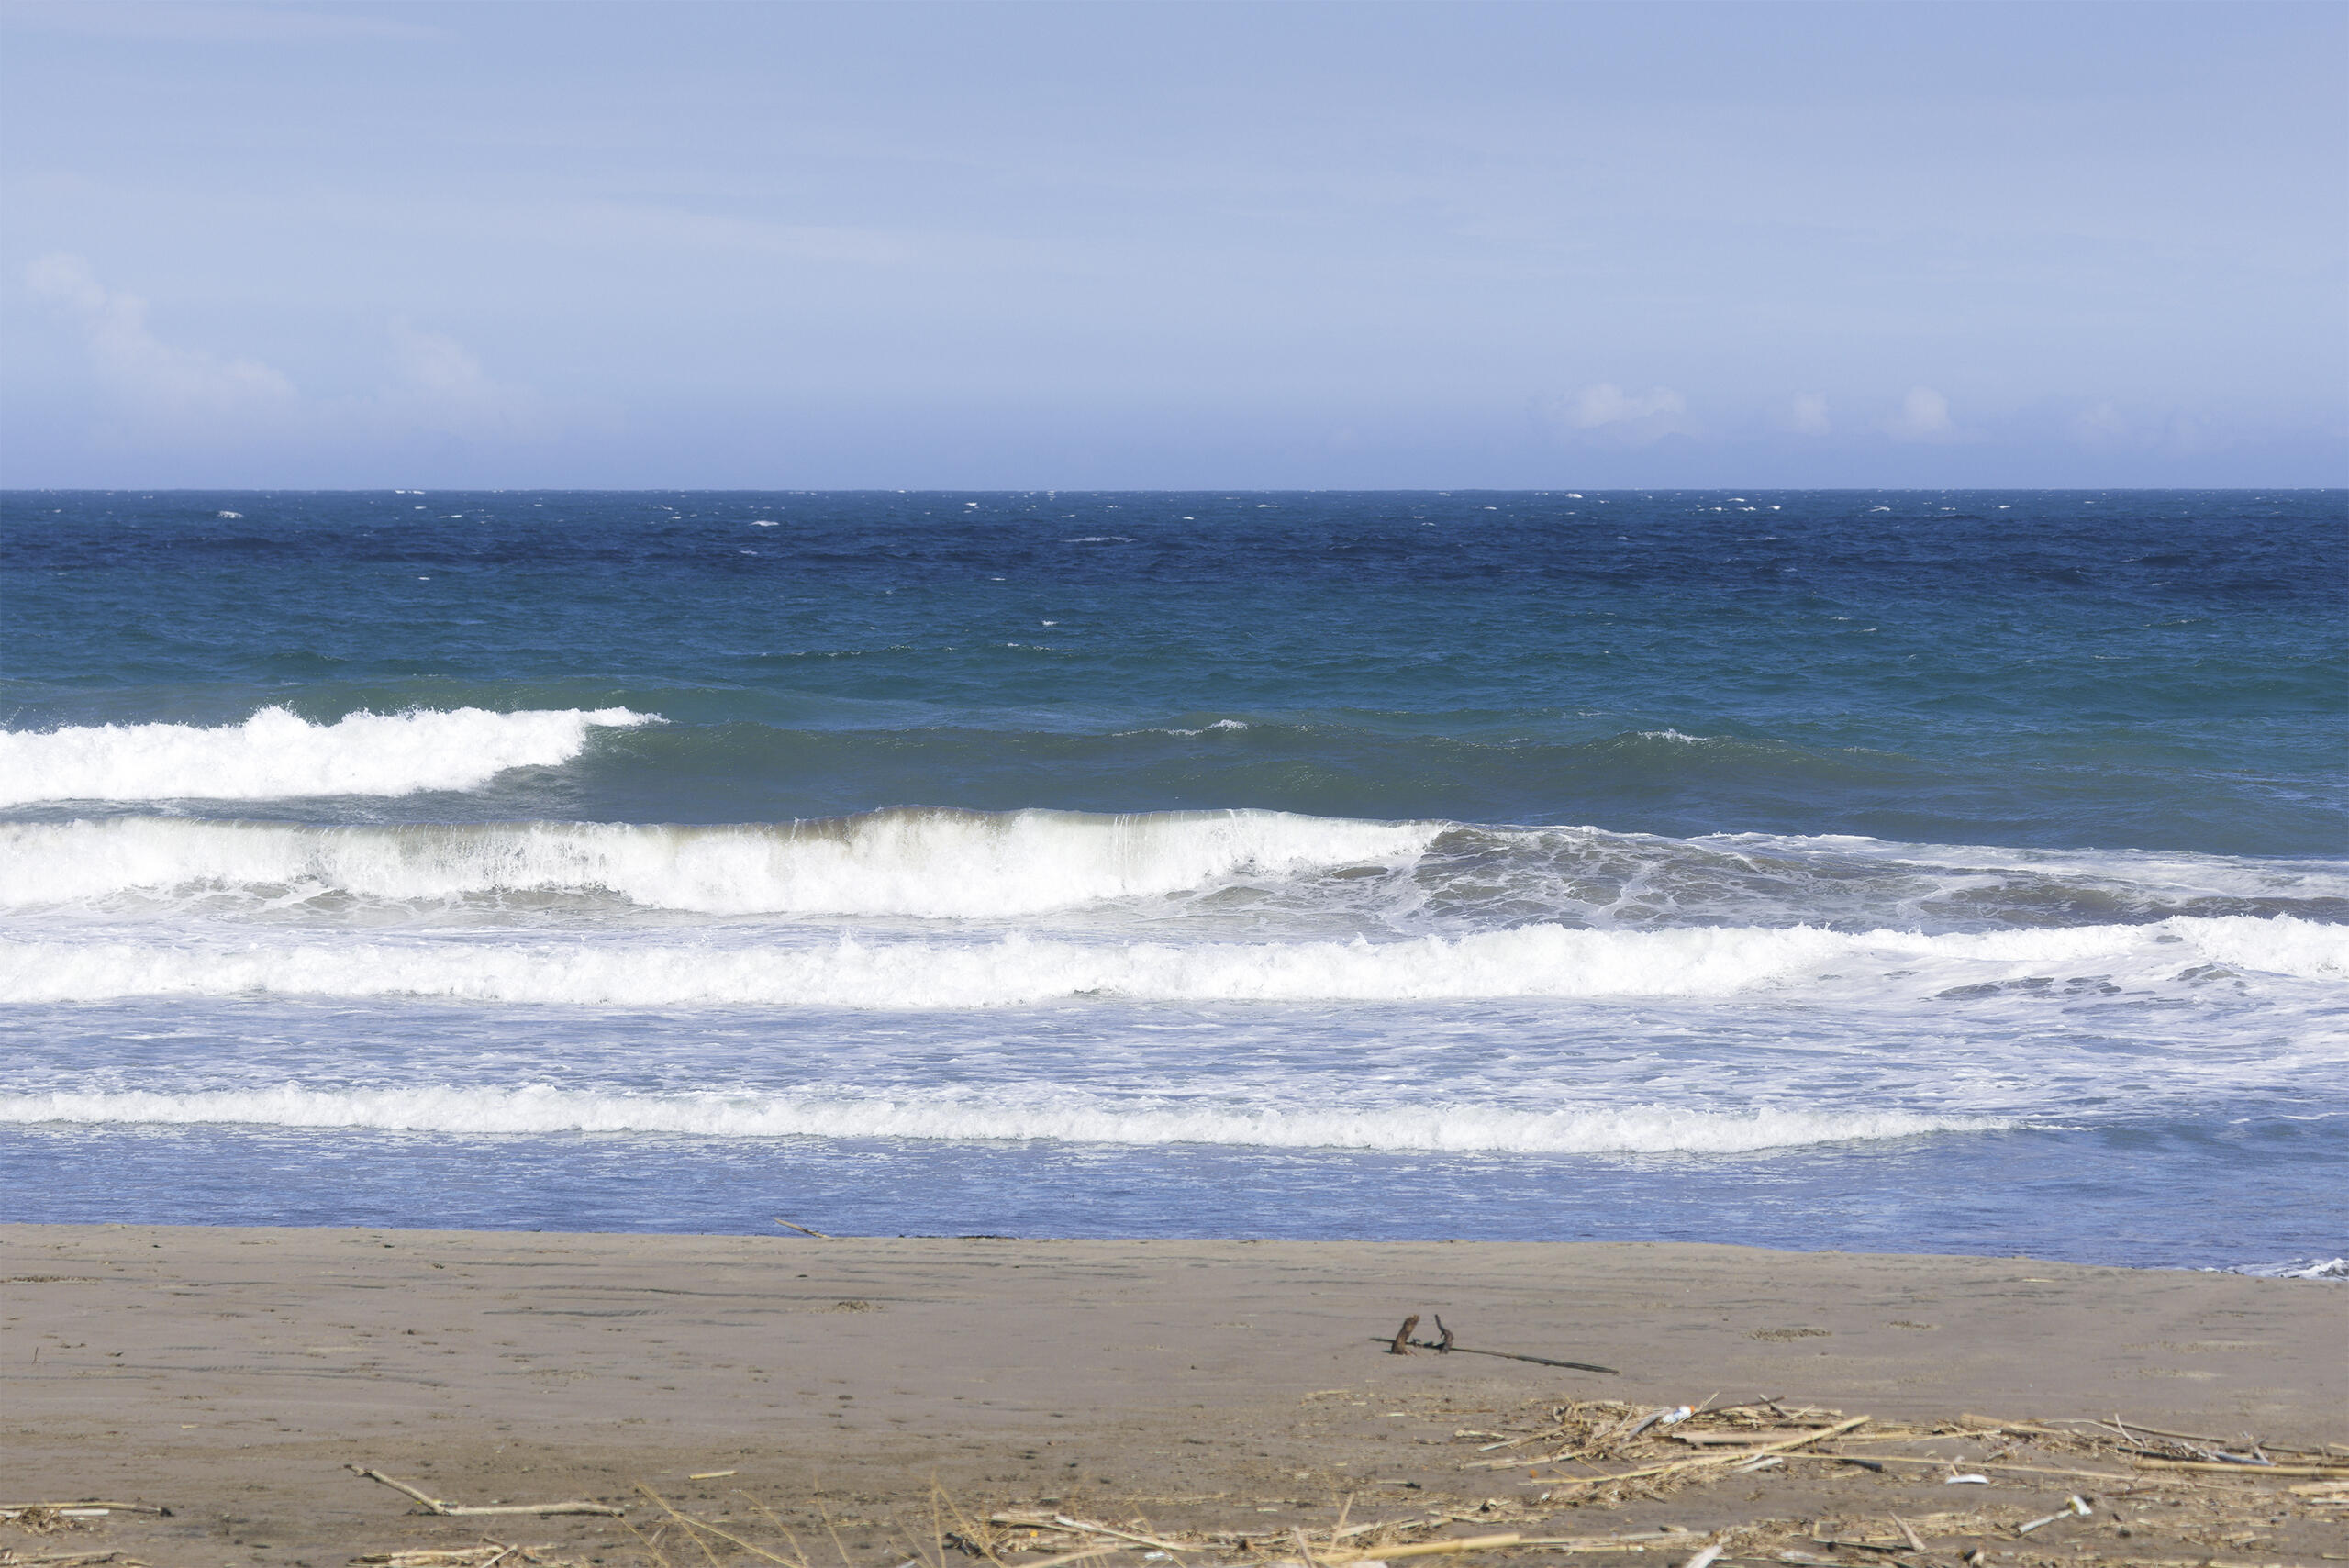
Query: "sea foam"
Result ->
[[4, 914, 2337, 1007], [0, 706, 659, 806], [0, 1083, 1998, 1153]]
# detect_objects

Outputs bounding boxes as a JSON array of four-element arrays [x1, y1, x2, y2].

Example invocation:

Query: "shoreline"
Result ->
[[6, 1225, 2343, 1562]]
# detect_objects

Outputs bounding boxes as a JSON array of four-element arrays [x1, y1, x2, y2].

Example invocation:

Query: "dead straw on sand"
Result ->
[[301, 1321, 2343, 1568]]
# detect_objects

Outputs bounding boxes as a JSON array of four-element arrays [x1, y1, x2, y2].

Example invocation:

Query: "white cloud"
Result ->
[[380, 318, 545, 440], [2071, 400, 2131, 448], [28, 253, 549, 449], [1884, 385, 1955, 441], [28, 251, 297, 422], [1787, 393, 1831, 435], [1563, 383, 1686, 428]]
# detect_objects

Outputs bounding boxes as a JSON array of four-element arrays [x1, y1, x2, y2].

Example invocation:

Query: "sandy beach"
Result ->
[[4, 1227, 2342, 1565]]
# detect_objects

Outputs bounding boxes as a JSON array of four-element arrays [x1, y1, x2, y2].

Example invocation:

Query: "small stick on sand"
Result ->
[[347, 1464, 623, 1518], [1327, 1532, 1523, 1562], [773, 1216, 836, 1240], [634, 1485, 802, 1565], [989, 1513, 1194, 1551], [1537, 1415, 1872, 1491], [1376, 1331, 1619, 1375], [1019, 1548, 1121, 1568], [2132, 1457, 2349, 1477]]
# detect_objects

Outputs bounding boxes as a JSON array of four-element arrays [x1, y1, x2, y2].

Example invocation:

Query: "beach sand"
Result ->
[[4, 1227, 2342, 1565]]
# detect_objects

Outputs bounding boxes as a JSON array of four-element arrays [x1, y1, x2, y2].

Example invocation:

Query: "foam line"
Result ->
[[0, 706, 659, 806], [2, 914, 2336, 1006], [0, 1083, 2001, 1153]]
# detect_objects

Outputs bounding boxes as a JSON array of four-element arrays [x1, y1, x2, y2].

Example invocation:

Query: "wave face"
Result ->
[[0, 706, 657, 806]]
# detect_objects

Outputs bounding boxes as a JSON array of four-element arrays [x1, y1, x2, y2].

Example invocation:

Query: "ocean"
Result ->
[[2, 488, 2342, 1270]]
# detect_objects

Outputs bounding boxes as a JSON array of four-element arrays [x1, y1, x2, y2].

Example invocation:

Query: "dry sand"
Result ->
[[3, 1226, 2342, 1566]]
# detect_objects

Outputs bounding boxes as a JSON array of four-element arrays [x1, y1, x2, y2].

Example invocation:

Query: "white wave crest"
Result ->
[[0, 706, 660, 806], [0, 1083, 1998, 1153], [2, 914, 2336, 1007], [0, 808, 1433, 917]]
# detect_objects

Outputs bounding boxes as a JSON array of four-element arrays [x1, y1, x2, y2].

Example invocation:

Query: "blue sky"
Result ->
[[3, 0, 2343, 487]]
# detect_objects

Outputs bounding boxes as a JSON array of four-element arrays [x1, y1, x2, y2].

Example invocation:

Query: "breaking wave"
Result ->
[[0, 1083, 1999, 1153], [0, 706, 659, 806], [0, 808, 1432, 917]]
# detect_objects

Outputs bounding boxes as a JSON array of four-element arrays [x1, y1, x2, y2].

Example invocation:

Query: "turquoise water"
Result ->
[[2, 489, 2343, 1264]]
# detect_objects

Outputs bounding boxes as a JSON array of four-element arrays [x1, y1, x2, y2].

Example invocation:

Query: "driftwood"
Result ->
[[346, 1466, 623, 1518]]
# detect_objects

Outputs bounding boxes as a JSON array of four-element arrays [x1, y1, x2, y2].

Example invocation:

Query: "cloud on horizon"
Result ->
[[28, 253, 548, 450], [1786, 394, 1831, 436], [28, 252, 298, 425], [1884, 386, 1957, 443], [1550, 384, 1689, 444]]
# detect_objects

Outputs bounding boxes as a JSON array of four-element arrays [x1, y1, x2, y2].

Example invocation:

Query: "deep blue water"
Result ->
[[2, 489, 2343, 1267]]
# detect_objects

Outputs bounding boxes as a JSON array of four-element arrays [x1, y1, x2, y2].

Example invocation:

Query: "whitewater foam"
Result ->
[[0, 808, 1433, 917], [4, 914, 2336, 1007], [0, 1083, 1999, 1153], [0, 706, 659, 806]]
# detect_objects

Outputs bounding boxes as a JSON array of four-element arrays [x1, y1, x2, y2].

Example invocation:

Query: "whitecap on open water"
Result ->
[[2, 489, 2342, 1268]]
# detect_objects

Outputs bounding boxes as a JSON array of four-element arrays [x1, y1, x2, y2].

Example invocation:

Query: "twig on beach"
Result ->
[[2132, 1457, 2349, 1477], [0, 1504, 170, 1517], [346, 1465, 624, 1518], [618, 1518, 679, 1568], [1016, 1549, 1120, 1568], [350, 1547, 572, 1567], [1329, 1532, 1523, 1562], [935, 1484, 1010, 1568], [1533, 1415, 1872, 1493], [1372, 1334, 1619, 1375], [1763, 1451, 2137, 1485], [988, 1515, 1193, 1552], [635, 1485, 804, 1566], [773, 1216, 837, 1240]]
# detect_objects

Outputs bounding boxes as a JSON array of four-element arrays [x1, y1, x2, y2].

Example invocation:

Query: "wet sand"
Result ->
[[3, 1227, 2342, 1564]]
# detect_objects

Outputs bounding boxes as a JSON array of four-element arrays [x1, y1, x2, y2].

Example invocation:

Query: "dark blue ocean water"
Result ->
[[2, 489, 2343, 1267]]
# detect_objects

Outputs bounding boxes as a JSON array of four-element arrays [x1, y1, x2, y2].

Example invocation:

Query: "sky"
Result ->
[[2, 0, 2343, 489]]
